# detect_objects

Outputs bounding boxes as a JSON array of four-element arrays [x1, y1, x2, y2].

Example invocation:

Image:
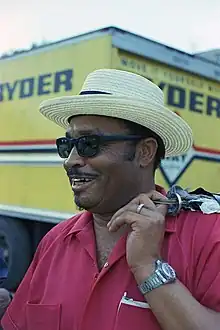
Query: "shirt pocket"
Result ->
[[114, 297, 161, 330], [26, 302, 61, 330]]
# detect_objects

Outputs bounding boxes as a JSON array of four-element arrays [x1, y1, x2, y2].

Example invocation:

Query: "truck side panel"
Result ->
[[111, 47, 220, 192], [0, 35, 113, 215]]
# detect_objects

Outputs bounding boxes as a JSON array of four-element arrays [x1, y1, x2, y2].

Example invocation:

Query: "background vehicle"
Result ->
[[0, 26, 220, 290]]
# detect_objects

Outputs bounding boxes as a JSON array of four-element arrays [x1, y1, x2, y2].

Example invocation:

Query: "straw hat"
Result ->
[[39, 69, 193, 157]]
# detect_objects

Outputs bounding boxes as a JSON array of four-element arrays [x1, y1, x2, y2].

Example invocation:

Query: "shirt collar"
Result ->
[[64, 211, 93, 238]]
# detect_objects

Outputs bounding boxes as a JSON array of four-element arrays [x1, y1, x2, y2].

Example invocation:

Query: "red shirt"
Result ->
[[2, 210, 220, 330]]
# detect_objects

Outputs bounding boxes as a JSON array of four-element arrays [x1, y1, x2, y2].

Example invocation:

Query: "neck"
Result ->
[[92, 180, 156, 269], [93, 212, 128, 251], [93, 180, 156, 229], [93, 213, 113, 227]]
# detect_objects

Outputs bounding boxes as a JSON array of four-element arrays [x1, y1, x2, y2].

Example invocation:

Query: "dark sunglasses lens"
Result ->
[[56, 138, 72, 158], [77, 136, 100, 157]]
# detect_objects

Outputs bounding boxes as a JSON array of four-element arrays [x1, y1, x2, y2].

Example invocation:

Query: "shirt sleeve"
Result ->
[[192, 214, 220, 312]]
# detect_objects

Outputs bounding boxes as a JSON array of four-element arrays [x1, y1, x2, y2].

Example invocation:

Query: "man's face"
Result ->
[[62, 115, 150, 214]]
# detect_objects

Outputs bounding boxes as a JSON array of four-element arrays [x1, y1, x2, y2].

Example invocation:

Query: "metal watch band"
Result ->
[[139, 272, 162, 294], [138, 260, 176, 295]]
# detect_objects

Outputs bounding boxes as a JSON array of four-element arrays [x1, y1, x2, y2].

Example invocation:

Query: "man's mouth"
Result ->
[[70, 176, 97, 191], [72, 177, 94, 185]]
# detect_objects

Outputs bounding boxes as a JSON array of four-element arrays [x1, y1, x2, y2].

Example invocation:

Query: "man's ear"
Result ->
[[137, 138, 158, 168]]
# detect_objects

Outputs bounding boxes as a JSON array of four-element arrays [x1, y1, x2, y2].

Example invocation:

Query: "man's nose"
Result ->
[[63, 148, 86, 170]]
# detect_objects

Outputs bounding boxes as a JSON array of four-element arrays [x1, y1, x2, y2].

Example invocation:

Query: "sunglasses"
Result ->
[[56, 134, 143, 158]]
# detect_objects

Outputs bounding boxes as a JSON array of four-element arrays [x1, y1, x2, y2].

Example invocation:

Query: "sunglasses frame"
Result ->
[[56, 134, 143, 159]]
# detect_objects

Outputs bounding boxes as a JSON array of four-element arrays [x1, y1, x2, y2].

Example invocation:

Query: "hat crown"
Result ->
[[81, 69, 164, 105]]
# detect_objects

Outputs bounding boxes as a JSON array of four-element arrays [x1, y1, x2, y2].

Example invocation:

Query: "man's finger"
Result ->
[[109, 191, 168, 229], [108, 211, 137, 232], [138, 191, 168, 216], [109, 201, 155, 228], [131, 190, 167, 206], [108, 209, 157, 232]]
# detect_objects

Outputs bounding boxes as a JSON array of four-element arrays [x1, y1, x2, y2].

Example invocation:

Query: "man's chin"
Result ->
[[74, 195, 95, 211]]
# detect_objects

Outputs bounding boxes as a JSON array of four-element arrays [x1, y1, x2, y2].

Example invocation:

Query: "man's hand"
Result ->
[[107, 191, 168, 276]]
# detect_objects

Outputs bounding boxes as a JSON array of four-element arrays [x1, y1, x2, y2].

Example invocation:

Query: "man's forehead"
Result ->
[[67, 115, 126, 135], [65, 127, 101, 137]]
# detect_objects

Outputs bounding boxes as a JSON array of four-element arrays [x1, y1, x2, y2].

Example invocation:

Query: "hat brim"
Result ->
[[39, 94, 193, 157]]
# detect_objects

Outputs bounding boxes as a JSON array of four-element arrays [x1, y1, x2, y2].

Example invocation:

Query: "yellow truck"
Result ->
[[0, 27, 220, 290]]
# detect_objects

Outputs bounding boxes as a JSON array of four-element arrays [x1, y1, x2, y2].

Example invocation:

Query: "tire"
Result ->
[[0, 217, 32, 291]]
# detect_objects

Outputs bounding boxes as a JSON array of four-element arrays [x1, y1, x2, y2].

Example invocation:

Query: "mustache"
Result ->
[[65, 168, 99, 178]]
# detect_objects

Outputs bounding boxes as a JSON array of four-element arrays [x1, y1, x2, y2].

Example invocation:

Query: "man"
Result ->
[[2, 69, 220, 329]]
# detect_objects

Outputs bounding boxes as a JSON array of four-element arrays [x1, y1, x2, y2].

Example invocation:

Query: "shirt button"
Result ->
[[104, 262, 109, 268]]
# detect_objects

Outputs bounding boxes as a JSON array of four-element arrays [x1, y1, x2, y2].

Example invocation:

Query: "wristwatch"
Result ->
[[138, 259, 176, 295]]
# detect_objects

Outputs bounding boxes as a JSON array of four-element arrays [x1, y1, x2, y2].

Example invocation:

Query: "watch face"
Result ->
[[161, 262, 176, 278]]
